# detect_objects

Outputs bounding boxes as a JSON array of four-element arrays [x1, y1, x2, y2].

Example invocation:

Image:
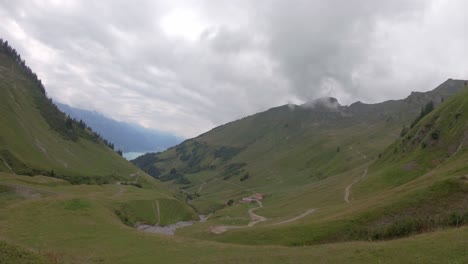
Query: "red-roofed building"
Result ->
[[252, 193, 264, 200]]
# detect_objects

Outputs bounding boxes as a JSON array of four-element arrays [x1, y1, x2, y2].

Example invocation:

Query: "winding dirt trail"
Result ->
[[0, 182, 59, 195], [344, 169, 367, 203], [209, 201, 319, 234], [198, 182, 206, 193], [247, 200, 267, 226], [0, 157, 13, 172], [112, 183, 126, 198], [273, 208, 317, 225], [453, 133, 467, 157], [152, 200, 161, 225], [210, 200, 267, 234], [207, 146, 371, 233]]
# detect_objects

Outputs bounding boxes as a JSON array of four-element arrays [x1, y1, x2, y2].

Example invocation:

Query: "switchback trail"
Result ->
[[247, 200, 267, 226], [209, 202, 318, 233], [210, 200, 266, 234], [344, 169, 367, 203]]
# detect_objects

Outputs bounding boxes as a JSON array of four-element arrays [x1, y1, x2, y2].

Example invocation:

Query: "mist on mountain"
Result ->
[[56, 102, 183, 155]]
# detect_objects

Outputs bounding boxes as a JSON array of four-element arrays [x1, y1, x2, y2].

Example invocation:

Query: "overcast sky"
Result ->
[[1, 0, 467, 138]]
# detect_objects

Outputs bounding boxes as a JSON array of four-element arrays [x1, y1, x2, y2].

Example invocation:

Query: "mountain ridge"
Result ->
[[0, 38, 467, 263], [56, 102, 182, 153], [132, 78, 467, 218], [195, 78, 466, 141]]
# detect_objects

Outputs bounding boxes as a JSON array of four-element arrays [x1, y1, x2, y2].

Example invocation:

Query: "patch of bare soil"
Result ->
[[15, 187, 42, 199], [402, 162, 418, 171]]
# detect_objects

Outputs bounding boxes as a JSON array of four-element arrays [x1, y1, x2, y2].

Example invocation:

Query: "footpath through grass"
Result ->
[[0, 173, 467, 263]]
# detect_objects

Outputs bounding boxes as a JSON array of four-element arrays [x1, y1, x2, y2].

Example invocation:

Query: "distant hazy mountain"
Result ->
[[56, 102, 182, 154]]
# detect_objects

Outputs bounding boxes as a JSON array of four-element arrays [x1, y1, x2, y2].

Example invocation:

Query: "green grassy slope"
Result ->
[[129, 80, 467, 252], [0, 241, 51, 264], [133, 79, 466, 215], [365, 86, 468, 191], [0, 39, 466, 262], [0, 40, 197, 228], [0, 173, 466, 263], [171, 84, 467, 246], [0, 41, 137, 183]]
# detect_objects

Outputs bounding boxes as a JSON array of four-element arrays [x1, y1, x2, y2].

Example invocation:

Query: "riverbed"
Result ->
[[137, 214, 210, 235]]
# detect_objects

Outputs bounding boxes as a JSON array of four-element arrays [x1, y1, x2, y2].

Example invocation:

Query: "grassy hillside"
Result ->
[[129, 80, 468, 253], [0, 39, 466, 263], [366, 86, 468, 190], [0, 40, 197, 229], [0, 241, 51, 264], [133, 79, 466, 214], [0, 173, 466, 263], [0, 40, 138, 183], [171, 84, 467, 246]]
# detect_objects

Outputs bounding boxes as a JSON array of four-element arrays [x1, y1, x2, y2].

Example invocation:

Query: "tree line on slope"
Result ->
[[0, 38, 122, 156], [400, 101, 435, 138]]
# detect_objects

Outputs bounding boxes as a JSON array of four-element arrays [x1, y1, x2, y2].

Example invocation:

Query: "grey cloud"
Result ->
[[204, 27, 254, 54], [259, 0, 429, 103], [0, 0, 467, 138]]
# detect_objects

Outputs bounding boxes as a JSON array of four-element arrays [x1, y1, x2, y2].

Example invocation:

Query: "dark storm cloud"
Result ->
[[0, 0, 467, 137]]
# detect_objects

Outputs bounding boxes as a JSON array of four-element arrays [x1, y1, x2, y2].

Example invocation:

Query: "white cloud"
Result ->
[[0, 0, 467, 138], [160, 9, 206, 42]]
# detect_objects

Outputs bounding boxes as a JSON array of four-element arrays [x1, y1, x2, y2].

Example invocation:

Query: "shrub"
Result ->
[[121, 182, 143, 188], [114, 208, 135, 226], [175, 176, 191, 185], [240, 173, 250, 181], [214, 146, 242, 161], [400, 126, 409, 137], [383, 218, 424, 238], [223, 163, 246, 180], [410, 101, 434, 128], [447, 212, 467, 227]]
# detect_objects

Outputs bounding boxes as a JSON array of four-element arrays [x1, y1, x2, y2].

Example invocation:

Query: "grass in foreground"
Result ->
[[0, 173, 467, 263], [0, 241, 51, 264]]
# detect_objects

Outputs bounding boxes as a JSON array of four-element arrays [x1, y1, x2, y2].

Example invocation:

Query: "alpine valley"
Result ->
[[0, 38, 467, 264]]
